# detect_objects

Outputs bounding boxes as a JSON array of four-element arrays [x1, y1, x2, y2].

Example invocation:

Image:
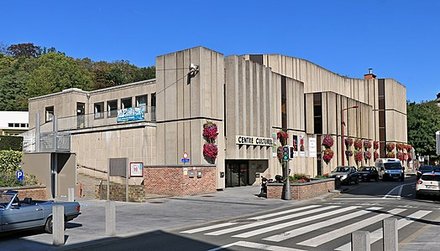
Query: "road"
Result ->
[[74, 176, 440, 251]]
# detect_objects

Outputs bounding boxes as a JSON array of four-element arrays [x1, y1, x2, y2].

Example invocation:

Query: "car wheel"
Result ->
[[44, 216, 53, 234]]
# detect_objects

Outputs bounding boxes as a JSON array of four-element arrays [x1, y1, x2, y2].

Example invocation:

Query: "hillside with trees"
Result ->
[[407, 100, 440, 159], [0, 42, 155, 111]]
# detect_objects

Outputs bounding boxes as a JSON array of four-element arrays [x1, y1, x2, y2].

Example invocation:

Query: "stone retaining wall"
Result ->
[[267, 178, 335, 200], [0, 186, 47, 200], [96, 184, 145, 202]]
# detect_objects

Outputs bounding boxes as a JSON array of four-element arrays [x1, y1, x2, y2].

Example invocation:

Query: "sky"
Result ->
[[1, 0, 439, 102]]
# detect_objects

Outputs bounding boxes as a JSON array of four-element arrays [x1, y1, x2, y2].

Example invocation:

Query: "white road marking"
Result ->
[[249, 205, 320, 220], [297, 208, 406, 247], [263, 207, 381, 242], [180, 222, 238, 234], [233, 206, 361, 238], [335, 210, 432, 251], [207, 241, 307, 251], [205, 205, 339, 236]]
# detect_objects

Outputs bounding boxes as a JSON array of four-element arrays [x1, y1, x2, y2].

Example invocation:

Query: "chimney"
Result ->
[[364, 68, 376, 80]]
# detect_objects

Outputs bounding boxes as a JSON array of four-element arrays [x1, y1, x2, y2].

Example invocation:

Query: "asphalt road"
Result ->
[[78, 176, 440, 251], [2, 177, 440, 251]]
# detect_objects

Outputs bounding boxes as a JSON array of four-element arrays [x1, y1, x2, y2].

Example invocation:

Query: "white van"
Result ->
[[375, 158, 404, 181]]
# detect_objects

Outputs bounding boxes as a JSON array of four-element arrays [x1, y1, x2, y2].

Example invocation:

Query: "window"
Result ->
[[136, 95, 148, 113], [45, 106, 54, 122], [8, 123, 13, 128], [20, 123, 26, 128], [121, 97, 132, 109], [107, 100, 118, 118], [313, 93, 322, 134], [151, 93, 156, 107], [151, 93, 156, 121], [94, 102, 104, 119]]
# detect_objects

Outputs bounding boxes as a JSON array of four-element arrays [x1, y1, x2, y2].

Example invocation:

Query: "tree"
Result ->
[[27, 52, 93, 97], [407, 100, 440, 157], [7, 43, 42, 58]]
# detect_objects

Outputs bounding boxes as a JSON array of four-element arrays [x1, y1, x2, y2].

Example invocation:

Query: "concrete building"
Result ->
[[0, 111, 29, 136], [26, 46, 408, 197]]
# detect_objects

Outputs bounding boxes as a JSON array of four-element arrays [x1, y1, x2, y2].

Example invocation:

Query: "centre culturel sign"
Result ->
[[236, 135, 273, 147]]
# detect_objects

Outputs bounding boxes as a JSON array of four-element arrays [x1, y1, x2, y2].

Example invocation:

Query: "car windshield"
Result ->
[[384, 162, 402, 170], [360, 167, 371, 171], [421, 174, 440, 181], [419, 166, 433, 172], [0, 193, 13, 208], [334, 167, 350, 172]]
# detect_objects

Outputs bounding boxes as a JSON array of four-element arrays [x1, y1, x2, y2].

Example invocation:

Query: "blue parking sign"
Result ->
[[16, 170, 24, 182]]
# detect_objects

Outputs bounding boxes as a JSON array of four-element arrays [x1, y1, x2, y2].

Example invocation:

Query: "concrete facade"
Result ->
[[27, 46, 408, 195]]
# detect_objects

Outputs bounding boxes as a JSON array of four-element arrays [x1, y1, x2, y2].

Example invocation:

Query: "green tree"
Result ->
[[27, 52, 93, 97], [7, 43, 42, 58], [407, 101, 440, 157]]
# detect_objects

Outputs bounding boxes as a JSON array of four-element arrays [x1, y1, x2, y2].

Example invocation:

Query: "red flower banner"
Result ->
[[363, 140, 372, 150], [203, 143, 218, 160], [345, 138, 353, 148], [354, 139, 363, 150], [322, 135, 334, 148], [373, 141, 379, 150], [354, 151, 363, 163], [374, 151, 379, 161], [364, 151, 371, 160], [386, 143, 395, 152], [323, 148, 334, 164]]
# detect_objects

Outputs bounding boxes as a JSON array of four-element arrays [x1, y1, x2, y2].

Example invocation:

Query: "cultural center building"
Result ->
[[26, 46, 407, 197]]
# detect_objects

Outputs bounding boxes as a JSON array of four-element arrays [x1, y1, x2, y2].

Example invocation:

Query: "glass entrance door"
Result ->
[[226, 161, 249, 187]]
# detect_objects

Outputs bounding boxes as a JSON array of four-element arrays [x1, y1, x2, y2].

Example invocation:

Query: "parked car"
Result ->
[[358, 166, 379, 182], [329, 166, 359, 185], [375, 158, 404, 181], [416, 172, 440, 199], [417, 165, 440, 180], [0, 190, 81, 233]]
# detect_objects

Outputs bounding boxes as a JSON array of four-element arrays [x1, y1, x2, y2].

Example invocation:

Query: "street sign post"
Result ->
[[16, 170, 24, 183]]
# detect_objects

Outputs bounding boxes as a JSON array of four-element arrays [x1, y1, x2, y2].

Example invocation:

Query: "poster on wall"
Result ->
[[272, 132, 277, 157], [292, 135, 299, 157], [130, 162, 143, 177], [309, 137, 317, 157], [299, 135, 306, 157]]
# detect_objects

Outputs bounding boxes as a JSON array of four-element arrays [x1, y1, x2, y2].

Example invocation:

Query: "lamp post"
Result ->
[[341, 105, 359, 166]]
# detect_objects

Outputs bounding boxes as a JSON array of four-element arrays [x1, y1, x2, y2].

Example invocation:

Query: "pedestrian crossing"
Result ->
[[179, 204, 433, 250]]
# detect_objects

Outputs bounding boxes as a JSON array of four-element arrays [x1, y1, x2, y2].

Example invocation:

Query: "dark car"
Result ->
[[329, 166, 359, 185], [417, 165, 440, 180], [358, 166, 379, 182]]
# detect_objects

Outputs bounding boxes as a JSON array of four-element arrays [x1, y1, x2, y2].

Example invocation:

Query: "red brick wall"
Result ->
[[267, 179, 335, 200], [144, 166, 217, 196], [2, 186, 47, 200]]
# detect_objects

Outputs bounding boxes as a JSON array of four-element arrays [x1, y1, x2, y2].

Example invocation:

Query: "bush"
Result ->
[[0, 150, 38, 187], [289, 173, 310, 183], [0, 136, 23, 151]]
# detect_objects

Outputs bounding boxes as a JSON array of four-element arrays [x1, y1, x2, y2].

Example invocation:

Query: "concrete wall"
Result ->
[[155, 47, 225, 189]]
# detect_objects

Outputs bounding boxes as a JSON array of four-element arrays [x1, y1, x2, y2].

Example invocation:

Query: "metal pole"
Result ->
[[282, 161, 291, 200], [126, 160, 129, 202], [35, 113, 40, 152], [342, 109, 345, 166]]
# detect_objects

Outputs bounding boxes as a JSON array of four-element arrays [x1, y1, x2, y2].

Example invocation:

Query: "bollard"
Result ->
[[352, 231, 370, 251], [383, 218, 398, 251], [68, 188, 75, 202], [53, 204, 65, 246], [105, 200, 116, 236]]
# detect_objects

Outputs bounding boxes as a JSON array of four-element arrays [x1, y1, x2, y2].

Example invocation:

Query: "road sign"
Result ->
[[16, 170, 24, 182], [181, 152, 190, 163]]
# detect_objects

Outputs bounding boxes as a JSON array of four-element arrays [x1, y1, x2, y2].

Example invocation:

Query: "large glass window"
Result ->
[[121, 97, 132, 109], [45, 106, 54, 122], [136, 95, 148, 113], [94, 102, 104, 119], [107, 100, 118, 118], [313, 93, 322, 134]]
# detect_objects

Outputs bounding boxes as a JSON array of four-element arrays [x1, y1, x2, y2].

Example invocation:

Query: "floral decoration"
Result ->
[[277, 146, 283, 160], [202, 121, 218, 163], [364, 151, 371, 160], [363, 140, 372, 150], [374, 151, 379, 161], [322, 135, 334, 148], [396, 143, 404, 151], [323, 148, 334, 164], [373, 141, 379, 150], [407, 153, 412, 162], [345, 150, 353, 158], [386, 143, 395, 152], [203, 122, 218, 141], [405, 144, 412, 152], [277, 130, 289, 145], [203, 143, 218, 160], [354, 139, 363, 150], [397, 151, 405, 162], [354, 151, 363, 164], [344, 138, 353, 148]]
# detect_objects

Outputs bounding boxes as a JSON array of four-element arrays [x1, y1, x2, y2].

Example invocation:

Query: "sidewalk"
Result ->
[[0, 186, 297, 251]]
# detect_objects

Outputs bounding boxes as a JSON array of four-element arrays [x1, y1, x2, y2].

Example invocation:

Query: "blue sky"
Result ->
[[2, 0, 439, 102]]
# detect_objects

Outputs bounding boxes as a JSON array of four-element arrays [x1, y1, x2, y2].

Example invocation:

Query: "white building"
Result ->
[[0, 111, 29, 136]]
